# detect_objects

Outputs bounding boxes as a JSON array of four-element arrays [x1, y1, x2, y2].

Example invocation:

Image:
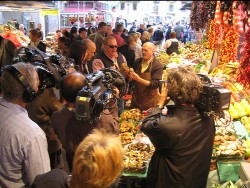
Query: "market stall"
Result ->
[[152, 1, 250, 187], [3, 1, 249, 187]]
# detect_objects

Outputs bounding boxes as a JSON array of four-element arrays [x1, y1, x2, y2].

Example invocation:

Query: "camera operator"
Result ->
[[51, 71, 120, 172], [0, 62, 50, 187], [140, 65, 215, 188]]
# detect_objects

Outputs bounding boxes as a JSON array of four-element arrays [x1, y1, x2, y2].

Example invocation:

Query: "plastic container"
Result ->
[[217, 155, 244, 183]]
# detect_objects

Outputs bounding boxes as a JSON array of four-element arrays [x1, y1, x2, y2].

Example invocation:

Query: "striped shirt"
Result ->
[[0, 98, 51, 188]]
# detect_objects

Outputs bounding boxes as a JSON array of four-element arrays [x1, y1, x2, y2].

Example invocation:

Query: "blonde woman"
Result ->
[[128, 34, 142, 60], [70, 129, 124, 188], [135, 32, 142, 46], [141, 31, 151, 46]]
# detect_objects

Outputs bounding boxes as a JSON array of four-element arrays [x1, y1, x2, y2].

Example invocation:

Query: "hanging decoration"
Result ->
[[190, 1, 215, 31], [214, 1, 223, 25], [235, 1, 250, 35], [189, 1, 250, 87], [232, 1, 244, 36], [219, 26, 239, 64], [220, 1, 233, 12], [204, 20, 221, 50], [197, 2, 206, 29], [190, 1, 198, 30], [237, 27, 250, 88], [207, 1, 217, 20]]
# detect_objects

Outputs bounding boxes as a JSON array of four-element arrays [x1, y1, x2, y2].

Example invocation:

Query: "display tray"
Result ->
[[122, 164, 149, 178]]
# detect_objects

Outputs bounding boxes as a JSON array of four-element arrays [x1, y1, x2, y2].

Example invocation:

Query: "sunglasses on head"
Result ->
[[105, 44, 118, 49]]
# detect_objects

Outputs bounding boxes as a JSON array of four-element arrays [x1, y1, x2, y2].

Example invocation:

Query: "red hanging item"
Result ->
[[237, 27, 250, 88]]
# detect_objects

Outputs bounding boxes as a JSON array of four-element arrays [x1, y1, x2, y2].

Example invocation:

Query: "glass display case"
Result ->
[[58, 1, 113, 30]]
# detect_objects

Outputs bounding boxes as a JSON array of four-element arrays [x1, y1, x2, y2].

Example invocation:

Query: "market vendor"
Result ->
[[140, 65, 215, 188], [163, 31, 180, 55], [1, 25, 22, 48], [129, 42, 163, 111]]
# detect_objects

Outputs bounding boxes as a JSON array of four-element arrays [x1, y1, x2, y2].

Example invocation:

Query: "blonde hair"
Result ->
[[70, 129, 124, 188], [141, 31, 150, 41], [136, 32, 141, 39], [131, 33, 138, 41]]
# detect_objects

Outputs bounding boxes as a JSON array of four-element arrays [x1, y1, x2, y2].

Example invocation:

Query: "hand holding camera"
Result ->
[[112, 86, 120, 98], [157, 82, 170, 109]]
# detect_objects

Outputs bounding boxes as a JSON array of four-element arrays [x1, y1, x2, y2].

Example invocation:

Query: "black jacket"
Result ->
[[28, 41, 46, 53], [118, 44, 135, 68], [141, 105, 215, 188], [153, 29, 164, 42], [0, 36, 17, 70], [94, 51, 125, 69]]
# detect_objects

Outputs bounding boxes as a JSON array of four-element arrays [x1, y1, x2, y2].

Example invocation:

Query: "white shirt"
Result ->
[[163, 38, 179, 49], [0, 98, 51, 187], [134, 44, 142, 60]]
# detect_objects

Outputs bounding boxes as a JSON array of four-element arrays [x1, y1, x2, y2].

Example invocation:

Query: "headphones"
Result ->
[[4, 65, 36, 103]]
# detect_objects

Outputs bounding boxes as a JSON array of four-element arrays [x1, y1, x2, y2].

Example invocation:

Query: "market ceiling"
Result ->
[[0, 1, 56, 10]]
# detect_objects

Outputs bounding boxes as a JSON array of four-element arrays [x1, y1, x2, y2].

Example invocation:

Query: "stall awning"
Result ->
[[0, 1, 56, 9], [180, 2, 192, 10], [61, 8, 93, 13]]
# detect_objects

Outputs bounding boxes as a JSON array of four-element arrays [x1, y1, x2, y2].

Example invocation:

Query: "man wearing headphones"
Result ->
[[0, 63, 51, 187]]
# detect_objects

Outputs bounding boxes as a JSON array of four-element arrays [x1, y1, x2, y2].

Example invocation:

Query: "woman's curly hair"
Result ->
[[167, 65, 202, 105], [70, 129, 124, 188]]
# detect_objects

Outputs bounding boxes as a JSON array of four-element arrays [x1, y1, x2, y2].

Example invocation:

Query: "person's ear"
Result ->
[[82, 52, 88, 62]]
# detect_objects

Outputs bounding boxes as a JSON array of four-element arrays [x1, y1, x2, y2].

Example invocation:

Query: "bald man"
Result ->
[[51, 71, 119, 172], [129, 42, 163, 111], [79, 39, 96, 74]]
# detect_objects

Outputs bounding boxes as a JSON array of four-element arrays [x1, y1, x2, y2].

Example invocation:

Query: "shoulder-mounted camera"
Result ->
[[75, 68, 127, 123], [195, 74, 232, 116]]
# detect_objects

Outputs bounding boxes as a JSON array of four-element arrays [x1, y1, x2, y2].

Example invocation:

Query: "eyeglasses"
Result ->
[[104, 44, 118, 49]]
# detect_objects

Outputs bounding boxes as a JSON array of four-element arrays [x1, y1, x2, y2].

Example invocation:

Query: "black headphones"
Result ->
[[4, 65, 36, 103]]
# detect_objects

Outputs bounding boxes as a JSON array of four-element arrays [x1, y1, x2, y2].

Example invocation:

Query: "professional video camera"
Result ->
[[14, 47, 76, 89], [75, 68, 127, 122], [15, 47, 74, 76], [195, 74, 232, 116], [33, 62, 57, 94]]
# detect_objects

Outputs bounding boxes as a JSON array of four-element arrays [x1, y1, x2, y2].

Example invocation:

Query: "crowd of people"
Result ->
[[0, 20, 214, 188]]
